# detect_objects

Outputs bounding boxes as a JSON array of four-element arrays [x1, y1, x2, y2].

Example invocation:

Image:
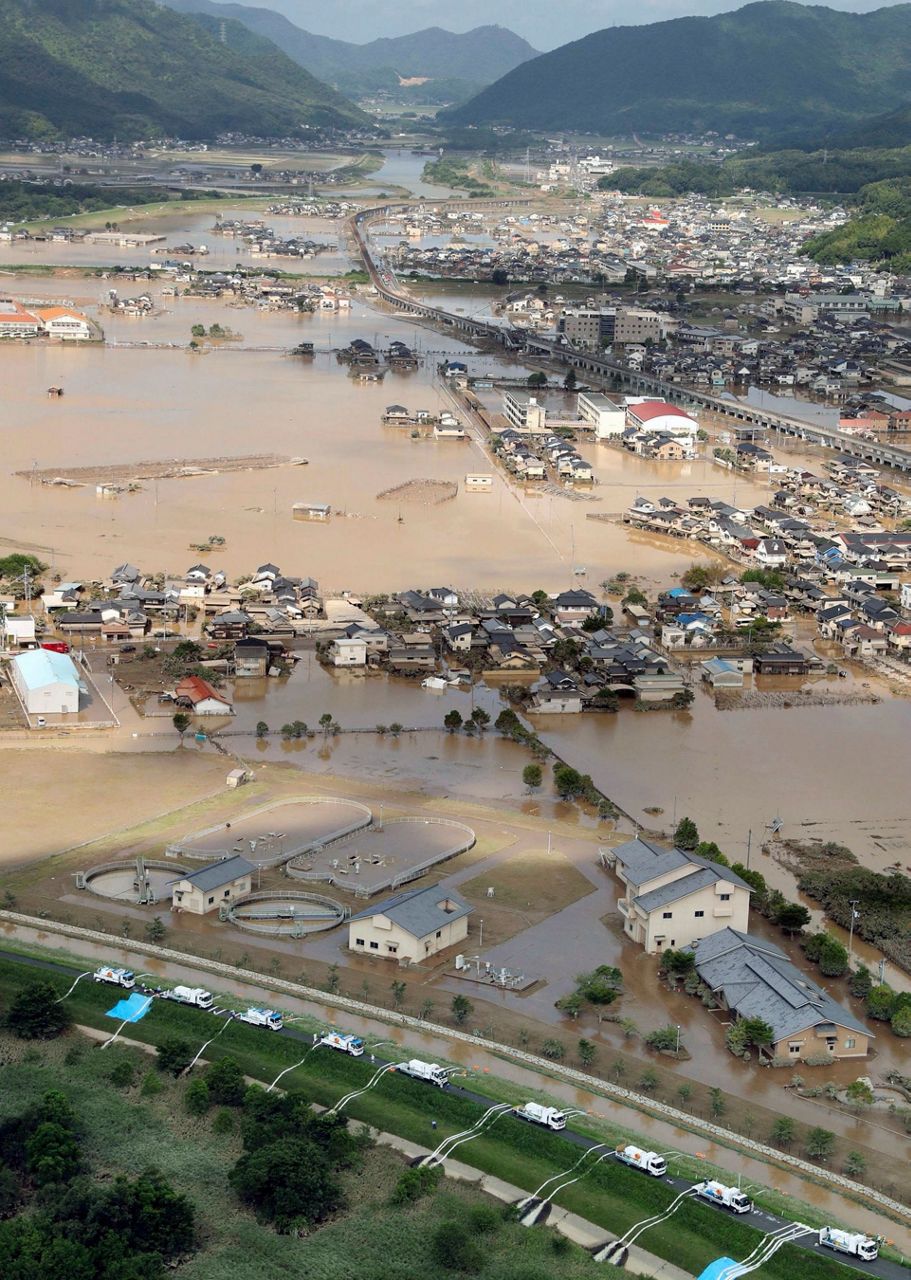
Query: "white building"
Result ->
[[1, 615, 37, 650], [503, 391, 547, 431], [329, 635, 368, 667], [626, 399, 699, 438], [578, 391, 626, 439], [10, 648, 83, 715]]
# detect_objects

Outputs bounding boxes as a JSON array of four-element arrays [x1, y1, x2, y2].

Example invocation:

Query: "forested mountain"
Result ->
[[447, 2, 911, 140], [164, 0, 537, 100], [0, 0, 366, 141]]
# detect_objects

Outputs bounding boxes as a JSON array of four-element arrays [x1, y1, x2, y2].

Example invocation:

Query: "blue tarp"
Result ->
[[697, 1259, 739, 1280], [106, 993, 153, 1023]]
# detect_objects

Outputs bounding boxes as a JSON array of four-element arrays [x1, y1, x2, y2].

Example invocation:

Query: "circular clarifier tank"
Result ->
[[227, 890, 347, 936], [81, 860, 186, 904]]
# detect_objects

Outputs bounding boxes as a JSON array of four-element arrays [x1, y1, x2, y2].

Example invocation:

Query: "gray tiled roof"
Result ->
[[613, 838, 689, 887], [692, 928, 871, 1043], [349, 883, 471, 939], [634, 866, 725, 912], [171, 855, 254, 892]]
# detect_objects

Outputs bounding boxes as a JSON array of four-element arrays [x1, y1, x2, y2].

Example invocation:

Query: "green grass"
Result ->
[[0, 1034, 607, 1280], [0, 951, 872, 1279]]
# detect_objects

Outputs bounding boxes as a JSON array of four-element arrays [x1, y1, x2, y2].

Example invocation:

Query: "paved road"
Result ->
[[9, 949, 907, 1280]]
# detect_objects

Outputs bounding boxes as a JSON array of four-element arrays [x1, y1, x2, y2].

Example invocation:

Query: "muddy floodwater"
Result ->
[[3, 260, 911, 894], [0, 276, 773, 589]]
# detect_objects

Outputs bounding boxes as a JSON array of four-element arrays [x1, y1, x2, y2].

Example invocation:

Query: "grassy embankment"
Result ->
[[0, 950, 876, 1279], [0, 1030, 607, 1280]]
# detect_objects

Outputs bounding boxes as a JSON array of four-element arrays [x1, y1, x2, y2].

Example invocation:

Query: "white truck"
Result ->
[[319, 1032, 365, 1056], [237, 1007, 283, 1032], [514, 1102, 566, 1131], [614, 1145, 667, 1177], [161, 985, 214, 1010], [397, 1059, 449, 1088], [696, 1181, 753, 1215], [818, 1227, 879, 1261], [92, 966, 136, 989]]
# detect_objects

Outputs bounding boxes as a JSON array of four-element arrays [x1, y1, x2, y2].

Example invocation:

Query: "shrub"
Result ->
[[674, 817, 699, 850], [206, 1056, 246, 1106], [390, 1163, 442, 1205], [645, 1025, 680, 1052], [156, 1037, 193, 1077], [212, 1108, 235, 1135], [229, 1137, 343, 1231], [541, 1039, 565, 1061], [431, 1220, 484, 1272], [866, 984, 897, 1021], [108, 1058, 135, 1088], [6, 981, 72, 1041], [185, 1079, 211, 1115]]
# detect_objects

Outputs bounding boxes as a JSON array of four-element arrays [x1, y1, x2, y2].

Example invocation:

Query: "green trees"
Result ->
[[804, 931, 849, 977], [645, 1025, 681, 1053], [673, 817, 699, 850], [25, 1120, 81, 1186], [577, 1039, 596, 1068], [805, 1126, 835, 1162], [230, 1137, 342, 1231], [726, 1016, 774, 1058], [206, 1057, 246, 1107], [146, 916, 167, 943], [156, 1038, 193, 1077], [771, 1117, 795, 1148], [866, 984, 896, 1020], [6, 982, 72, 1041], [553, 763, 584, 799], [773, 902, 811, 934], [172, 712, 191, 736], [844, 1079, 874, 1107], [444, 709, 463, 733], [659, 948, 696, 977], [255, 720, 269, 738], [522, 763, 542, 790], [680, 564, 721, 592], [450, 994, 473, 1026], [694, 841, 729, 866], [229, 1088, 364, 1232], [892, 1004, 911, 1036], [184, 1079, 211, 1116]]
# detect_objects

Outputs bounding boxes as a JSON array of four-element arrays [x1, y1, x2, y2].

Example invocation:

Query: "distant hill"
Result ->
[[446, 1, 911, 140], [834, 104, 911, 150], [164, 0, 537, 100], [0, 0, 366, 141]]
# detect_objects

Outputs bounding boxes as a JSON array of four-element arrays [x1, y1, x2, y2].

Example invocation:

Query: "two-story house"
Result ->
[[612, 837, 751, 954]]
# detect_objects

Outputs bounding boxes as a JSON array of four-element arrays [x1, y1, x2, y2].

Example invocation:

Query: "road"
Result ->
[[7, 948, 908, 1280]]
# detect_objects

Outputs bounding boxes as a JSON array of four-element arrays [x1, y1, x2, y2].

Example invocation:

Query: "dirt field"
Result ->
[[459, 848, 598, 948], [0, 749, 228, 869]]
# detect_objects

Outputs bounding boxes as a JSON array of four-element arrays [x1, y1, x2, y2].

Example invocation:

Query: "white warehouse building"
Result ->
[[578, 391, 626, 439], [10, 648, 83, 715]]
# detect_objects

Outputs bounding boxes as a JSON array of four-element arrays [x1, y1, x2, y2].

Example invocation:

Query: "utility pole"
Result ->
[[746, 828, 752, 871], [848, 899, 860, 960]]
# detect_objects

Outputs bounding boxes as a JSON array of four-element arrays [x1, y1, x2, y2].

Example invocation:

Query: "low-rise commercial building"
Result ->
[[10, 648, 83, 715]]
